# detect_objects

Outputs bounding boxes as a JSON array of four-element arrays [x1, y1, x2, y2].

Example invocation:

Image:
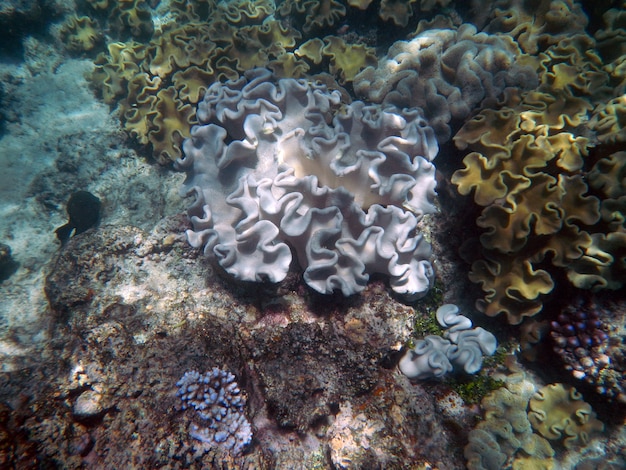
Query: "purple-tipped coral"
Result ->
[[550, 296, 626, 403], [177, 368, 252, 455]]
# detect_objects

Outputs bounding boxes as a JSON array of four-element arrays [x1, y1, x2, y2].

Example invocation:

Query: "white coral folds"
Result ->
[[176, 68, 439, 298]]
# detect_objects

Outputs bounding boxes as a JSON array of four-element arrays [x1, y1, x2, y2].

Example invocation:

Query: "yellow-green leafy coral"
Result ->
[[278, 0, 346, 33], [294, 36, 377, 85], [110, 0, 153, 39], [450, 17, 622, 323], [486, 0, 589, 55], [88, 0, 378, 164], [469, 252, 555, 323], [594, 7, 626, 95], [60, 15, 102, 52], [465, 372, 555, 470], [379, 0, 418, 27], [452, 100, 601, 323], [528, 383, 604, 449], [590, 96, 626, 144], [568, 151, 626, 290]]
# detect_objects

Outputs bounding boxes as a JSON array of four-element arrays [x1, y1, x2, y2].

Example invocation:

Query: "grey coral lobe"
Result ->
[[176, 68, 438, 298], [399, 304, 498, 379]]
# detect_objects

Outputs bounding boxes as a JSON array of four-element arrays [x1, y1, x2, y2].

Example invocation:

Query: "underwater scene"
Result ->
[[0, 0, 625, 467]]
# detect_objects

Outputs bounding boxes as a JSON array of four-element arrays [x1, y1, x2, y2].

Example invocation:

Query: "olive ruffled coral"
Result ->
[[485, 0, 589, 55], [465, 372, 555, 470], [452, 101, 601, 323], [89, 0, 384, 164], [448, 17, 623, 324], [528, 383, 604, 449], [59, 15, 102, 52]]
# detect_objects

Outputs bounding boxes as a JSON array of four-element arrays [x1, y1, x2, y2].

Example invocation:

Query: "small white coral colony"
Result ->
[[399, 304, 498, 379], [177, 68, 439, 298]]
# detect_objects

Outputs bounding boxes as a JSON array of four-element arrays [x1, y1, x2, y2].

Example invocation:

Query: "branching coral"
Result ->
[[548, 296, 620, 397], [177, 368, 252, 455]]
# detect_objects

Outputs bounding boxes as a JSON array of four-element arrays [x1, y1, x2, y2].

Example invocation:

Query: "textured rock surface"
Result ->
[[0, 222, 467, 468]]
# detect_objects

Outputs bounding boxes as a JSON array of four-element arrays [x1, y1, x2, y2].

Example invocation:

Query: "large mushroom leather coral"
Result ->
[[176, 69, 439, 298]]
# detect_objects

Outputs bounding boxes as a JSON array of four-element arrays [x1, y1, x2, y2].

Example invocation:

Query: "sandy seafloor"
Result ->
[[0, 1, 625, 469]]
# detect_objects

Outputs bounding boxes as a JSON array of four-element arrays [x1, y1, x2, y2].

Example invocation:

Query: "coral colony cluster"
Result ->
[[39, 0, 623, 465], [176, 68, 438, 299], [399, 304, 497, 380], [176, 368, 252, 455]]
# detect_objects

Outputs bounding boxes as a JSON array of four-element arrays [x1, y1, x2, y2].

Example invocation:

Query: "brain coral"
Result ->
[[176, 68, 438, 298], [353, 24, 538, 141]]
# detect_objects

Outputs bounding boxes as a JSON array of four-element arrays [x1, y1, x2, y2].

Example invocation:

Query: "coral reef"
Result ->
[[466, 360, 605, 470], [176, 368, 252, 456], [353, 24, 538, 141], [399, 304, 497, 379], [22, 223, 468, 468], [177, 68, 438, 298], [6, 0, 626, 468], [84, 0, 390, 163]]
